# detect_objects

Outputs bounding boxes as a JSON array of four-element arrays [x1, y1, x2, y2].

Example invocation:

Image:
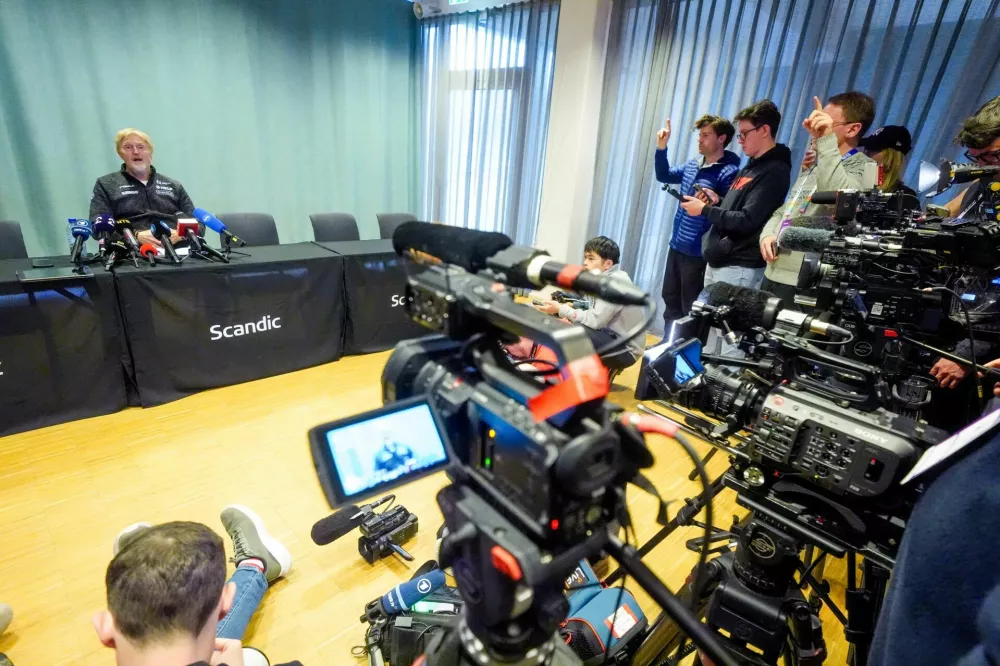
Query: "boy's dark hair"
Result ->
[[828, 91, 876, 136], [734, 100, 781, 139], [694, 114, 736, 148], [957, 95, 1000, 149], [105, 522, 226, 646], [584, 236, 620, 265]]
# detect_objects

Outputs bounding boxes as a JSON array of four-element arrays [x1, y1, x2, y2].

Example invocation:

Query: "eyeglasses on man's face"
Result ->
[[737, 125, 764, 141], [965, 149, 1000, 165]]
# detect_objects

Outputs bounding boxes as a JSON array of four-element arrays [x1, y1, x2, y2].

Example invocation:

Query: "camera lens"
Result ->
[[687, 367, 763, 428]]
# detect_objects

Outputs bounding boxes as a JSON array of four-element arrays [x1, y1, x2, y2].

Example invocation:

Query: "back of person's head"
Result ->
[[101, 522, 227, 648], [828, 92, 876, 137], [734, 100, 781, 139], [584, 236, 620, 265], [694, 114, 736, 148], [957, 95, 1000, 149]]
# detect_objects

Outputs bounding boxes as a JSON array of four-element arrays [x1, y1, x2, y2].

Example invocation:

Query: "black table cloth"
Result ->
[[314, 240, 426, 354], [114, 243, 345, 406], [0, 257, 126, 436]]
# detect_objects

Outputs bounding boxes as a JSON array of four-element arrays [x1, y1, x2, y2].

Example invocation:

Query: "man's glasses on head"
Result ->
[[965, 149, 1000, 166]]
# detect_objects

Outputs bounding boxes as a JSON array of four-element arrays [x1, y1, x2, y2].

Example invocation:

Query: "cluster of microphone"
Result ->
[[73, 207, 244, 270]]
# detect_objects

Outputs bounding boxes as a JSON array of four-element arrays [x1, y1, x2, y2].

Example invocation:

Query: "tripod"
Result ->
[[419, 483, 740, 666], [631, 472, 894, 666]]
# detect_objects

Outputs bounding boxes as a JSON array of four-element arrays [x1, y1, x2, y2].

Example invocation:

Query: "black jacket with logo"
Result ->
[[701, 144, 792, 268], [89, 164, 195, 231]]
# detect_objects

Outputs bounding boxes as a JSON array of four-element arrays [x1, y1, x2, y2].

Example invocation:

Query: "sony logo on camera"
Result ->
[[209, 315, 282, 341]]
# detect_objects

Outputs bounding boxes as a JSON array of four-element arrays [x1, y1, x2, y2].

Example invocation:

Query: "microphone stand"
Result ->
[[185, 230, 229, 263], [221, 235, 250, 260]]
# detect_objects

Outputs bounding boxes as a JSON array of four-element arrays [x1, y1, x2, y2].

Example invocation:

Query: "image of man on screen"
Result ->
[[373, 433, 416, 478]]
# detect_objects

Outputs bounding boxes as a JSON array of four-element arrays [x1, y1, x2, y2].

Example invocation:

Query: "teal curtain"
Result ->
[[0, 0, 419, 256]]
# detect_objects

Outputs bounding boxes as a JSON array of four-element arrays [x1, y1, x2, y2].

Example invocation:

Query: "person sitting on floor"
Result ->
[[93, 505, 300, 666]]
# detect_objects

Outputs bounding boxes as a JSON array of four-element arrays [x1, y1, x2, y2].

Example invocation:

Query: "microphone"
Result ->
[[151, 221, 181, 264], [392, 222, 648, 305], [810, 191, 843, 205], [702, 282, 850, 338], [114, 219, 142, 255], [310, 495, 396, 546], [392, 221, 511, 272], [92, 214, 116, 258], [777, 227, 836, 253], [103, 240, 129, 271], [311, 504, 363, 545], [379, 569, 446, 615], [69, 219, 92, 264], [140, 243, 158, 266], [787, 216, 839, 231], [193, 208, 247, 247], [178, 219, 229, 263]]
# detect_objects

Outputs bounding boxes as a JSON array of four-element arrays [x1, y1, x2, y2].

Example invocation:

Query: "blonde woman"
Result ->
[[859, 125, 917, 197]]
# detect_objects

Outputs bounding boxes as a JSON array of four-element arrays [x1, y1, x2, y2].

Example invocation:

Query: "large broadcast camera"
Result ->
[[774, 163, 1000, 416], [307, 222, 740, 666], [634, 290, 949, 665]]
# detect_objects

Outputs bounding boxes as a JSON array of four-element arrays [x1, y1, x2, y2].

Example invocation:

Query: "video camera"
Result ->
[[307, 222, 738, 666]]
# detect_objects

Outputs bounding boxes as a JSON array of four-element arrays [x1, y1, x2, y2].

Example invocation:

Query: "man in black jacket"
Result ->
[[680, 99, 792, 294], [679, 99, 791, 354], [88, 128, 195, 248]]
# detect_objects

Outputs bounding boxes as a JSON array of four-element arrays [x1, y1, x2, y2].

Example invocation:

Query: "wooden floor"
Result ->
[[0, 345, 855, 665]]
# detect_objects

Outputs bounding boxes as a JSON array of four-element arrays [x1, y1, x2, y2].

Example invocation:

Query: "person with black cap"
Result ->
[[860, 124, 918, 197]]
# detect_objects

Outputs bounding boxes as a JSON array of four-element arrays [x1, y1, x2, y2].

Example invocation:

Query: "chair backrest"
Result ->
[[310, 213, 360, 242], [376, 213, 417, 240], [215, 213, 280, 247], [0, 220, 28, 259]]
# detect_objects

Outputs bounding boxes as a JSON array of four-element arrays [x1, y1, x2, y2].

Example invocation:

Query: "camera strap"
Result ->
[[629, 473, 670, 526]]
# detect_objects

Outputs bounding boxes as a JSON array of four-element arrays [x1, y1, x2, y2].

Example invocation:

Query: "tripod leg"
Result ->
[[688, 448, 717, 480]]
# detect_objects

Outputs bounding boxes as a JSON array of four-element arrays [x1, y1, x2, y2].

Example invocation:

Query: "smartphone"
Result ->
[[17, 265, 94, 283], [693, 184, 706, 195], [532, 299, 546, 306], [664, 187, 684, 201], [309, 396, 453, 509]]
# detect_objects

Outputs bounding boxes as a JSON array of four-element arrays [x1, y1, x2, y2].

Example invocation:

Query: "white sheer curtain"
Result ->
[[418, 0, 559, 245]]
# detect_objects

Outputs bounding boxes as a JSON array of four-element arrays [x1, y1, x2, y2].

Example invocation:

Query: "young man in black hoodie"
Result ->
[[679, 99, 791, 354], [680, 99, 792, 294]]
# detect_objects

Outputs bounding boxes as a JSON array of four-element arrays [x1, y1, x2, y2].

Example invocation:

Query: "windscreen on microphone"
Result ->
[[787, 216, 838, 231], [192, 207, 224, 233], [702, 282, 777, 331], [70, 219, 92, 239], [392, 221, 513, 273], [380, 569, 447, 615], [93, 215, 117, 239], [151, 221, 170, 240], [310, 505, 363, 545], [139, 243, 157, 258], [778, 227, 835, 253]]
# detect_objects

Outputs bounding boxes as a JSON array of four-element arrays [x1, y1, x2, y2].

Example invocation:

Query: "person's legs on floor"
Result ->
[[678, 252, 708, 316], [110, 505, 292, 643]]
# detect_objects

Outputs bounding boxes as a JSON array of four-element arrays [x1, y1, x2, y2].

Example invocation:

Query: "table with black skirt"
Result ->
[[114, 243, 346, 407], [314, 240, 426, 354], [0, 256, 127, 436]]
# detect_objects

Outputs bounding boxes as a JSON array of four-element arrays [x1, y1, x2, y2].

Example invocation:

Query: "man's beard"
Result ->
[[127, 161, 150, 179]]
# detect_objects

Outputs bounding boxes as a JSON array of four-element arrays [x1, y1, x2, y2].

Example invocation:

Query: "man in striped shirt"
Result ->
[[655, 115, 742, 330]]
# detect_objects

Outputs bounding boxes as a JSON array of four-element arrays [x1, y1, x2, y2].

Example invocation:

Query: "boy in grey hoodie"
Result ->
[[758, 93, 878, 304]]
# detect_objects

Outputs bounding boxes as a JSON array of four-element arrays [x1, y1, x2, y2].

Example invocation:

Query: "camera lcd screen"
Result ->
[[672, 339, 704, 385], [309, 397, 451, 508]]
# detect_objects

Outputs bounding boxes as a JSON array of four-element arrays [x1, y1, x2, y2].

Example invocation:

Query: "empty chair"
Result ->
[[376, 213, 417, 240], [0, 220, 28, 259], [215, 213, 280, 247], [309, 213, 360, 242]]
